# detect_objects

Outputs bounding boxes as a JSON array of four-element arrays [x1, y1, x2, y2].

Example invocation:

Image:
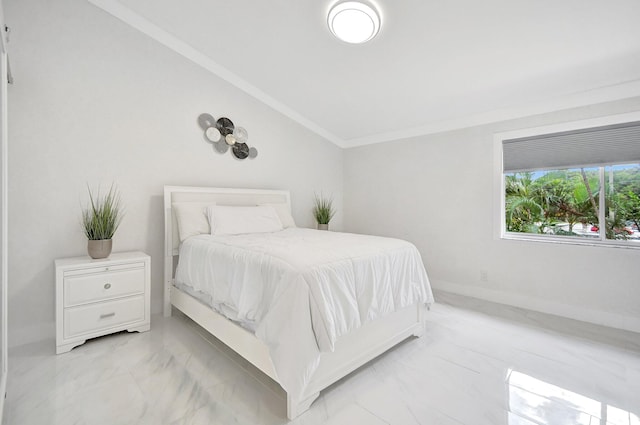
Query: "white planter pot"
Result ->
[[87, 239, 112, 259]]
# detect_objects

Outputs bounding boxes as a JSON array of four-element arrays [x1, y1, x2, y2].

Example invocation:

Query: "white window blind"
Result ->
[[503, 121, 640, 173]]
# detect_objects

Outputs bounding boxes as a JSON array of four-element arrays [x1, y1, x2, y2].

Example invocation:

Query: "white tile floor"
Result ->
[[4, 293, 640, 425]]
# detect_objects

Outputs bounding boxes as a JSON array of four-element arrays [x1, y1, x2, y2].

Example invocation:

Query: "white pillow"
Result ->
[[207, 205, 284, 236], [260, 202, 296, 228], [173, 202, 215, 242]]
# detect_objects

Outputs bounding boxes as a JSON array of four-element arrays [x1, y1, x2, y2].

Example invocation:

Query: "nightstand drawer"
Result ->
[[64, 295, 145, 338], [63, 262, 145, 277], [64, 267, 145, 307]]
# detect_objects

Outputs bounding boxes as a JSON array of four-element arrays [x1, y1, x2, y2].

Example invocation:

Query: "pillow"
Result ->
[[207, 205, 284, 236], [260, 202, 297, 228], [173, 202, 215, 242]]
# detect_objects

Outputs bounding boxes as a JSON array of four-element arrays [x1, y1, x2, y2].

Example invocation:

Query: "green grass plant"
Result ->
[[82, 184, 123, 240], [313, 193, 335, 225]]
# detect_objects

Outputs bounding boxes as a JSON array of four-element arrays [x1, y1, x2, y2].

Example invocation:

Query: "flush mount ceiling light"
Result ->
[[328, 1, 380, 44]]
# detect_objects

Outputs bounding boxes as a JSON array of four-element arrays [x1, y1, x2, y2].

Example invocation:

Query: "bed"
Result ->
[[163, 186, 434, 419]]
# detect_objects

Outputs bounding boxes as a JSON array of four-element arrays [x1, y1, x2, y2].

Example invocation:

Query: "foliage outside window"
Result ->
[[501, 118, 640, 246], [505, 165, 640, 243]]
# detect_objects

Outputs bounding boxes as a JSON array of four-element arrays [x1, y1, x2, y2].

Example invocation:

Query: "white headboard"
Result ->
[[163, 186, 291, 316]]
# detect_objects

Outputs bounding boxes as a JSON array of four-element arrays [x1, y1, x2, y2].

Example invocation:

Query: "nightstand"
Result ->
[[55, 251, 151, 354]]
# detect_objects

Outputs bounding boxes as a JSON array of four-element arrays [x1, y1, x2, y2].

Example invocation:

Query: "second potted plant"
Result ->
[[82, 184, 123, 259], [313, 193, 335, 230]]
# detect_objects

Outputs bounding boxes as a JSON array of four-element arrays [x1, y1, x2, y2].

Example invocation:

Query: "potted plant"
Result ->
[[82, 184, 123, 259], [313, 193, 335, 230]]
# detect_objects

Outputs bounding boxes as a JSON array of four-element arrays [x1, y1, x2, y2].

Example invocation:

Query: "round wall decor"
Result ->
[[197, 113, 258, 160]]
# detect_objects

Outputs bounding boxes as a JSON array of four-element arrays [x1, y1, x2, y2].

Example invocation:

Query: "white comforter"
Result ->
[[175, 228, 433, 399]]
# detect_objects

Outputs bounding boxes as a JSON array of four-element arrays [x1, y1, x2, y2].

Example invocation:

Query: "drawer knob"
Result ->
[[100, 312, 116, 319], [104, 283, 111, 289]]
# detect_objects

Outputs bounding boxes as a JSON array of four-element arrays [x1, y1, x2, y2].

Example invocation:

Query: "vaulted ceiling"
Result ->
[[90, 0, 640, 147]]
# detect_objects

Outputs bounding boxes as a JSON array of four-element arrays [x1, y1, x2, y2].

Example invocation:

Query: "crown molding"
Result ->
[[344, 79, 640, 148]]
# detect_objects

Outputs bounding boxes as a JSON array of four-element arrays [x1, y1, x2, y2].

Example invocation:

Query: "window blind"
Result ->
[[503, 121, 640, 173]]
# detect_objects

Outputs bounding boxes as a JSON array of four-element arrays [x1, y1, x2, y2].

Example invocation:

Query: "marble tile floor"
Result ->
[[3, 294, 639, 425]]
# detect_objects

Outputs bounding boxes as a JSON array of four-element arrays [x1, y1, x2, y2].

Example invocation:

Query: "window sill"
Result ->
[[501, 233, 640, 250]]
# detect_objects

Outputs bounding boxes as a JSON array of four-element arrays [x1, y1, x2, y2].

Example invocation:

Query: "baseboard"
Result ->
[[431, 279, 640, 334]]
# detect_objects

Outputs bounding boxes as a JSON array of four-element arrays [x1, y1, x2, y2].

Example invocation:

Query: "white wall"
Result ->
[[344, 98, 640, 333], [4, 0, 343, 346]]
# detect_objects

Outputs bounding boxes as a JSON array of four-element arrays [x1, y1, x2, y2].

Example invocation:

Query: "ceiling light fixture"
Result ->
[[328, 1, 380, 44]]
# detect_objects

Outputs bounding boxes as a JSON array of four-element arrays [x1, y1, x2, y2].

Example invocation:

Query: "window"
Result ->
[[497, 115, 640, 247]]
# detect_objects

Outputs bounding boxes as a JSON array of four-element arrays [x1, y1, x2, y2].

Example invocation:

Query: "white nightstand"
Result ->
[[55, 251, 151, 354]]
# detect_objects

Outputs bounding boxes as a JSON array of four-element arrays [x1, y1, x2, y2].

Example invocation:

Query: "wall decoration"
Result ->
[[198, 113, 258, 160]]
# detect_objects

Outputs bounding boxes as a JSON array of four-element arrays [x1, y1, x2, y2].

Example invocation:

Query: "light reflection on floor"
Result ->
[[508, 370, 640, 425]]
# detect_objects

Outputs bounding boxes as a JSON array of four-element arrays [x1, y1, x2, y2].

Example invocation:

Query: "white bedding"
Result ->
[[174, 228, 433, 398]]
